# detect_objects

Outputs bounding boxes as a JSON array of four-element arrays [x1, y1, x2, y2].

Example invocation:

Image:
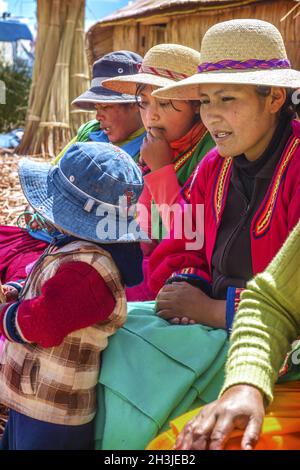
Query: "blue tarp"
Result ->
[[0, 128, 24, 148], [0, 19, 33, 42]]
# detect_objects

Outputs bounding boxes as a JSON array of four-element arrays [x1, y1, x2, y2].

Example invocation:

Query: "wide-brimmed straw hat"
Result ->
[[72, 51, 143, 110], [101, 44, 201, 95], [152, 19, 300, 101], [19, 142, 149, 243]]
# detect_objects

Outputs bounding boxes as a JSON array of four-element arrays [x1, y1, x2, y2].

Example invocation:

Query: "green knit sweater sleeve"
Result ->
[[220, 221, 300, 403]]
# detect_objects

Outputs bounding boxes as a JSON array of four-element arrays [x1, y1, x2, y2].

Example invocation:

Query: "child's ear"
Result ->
[[269, 87, 286, 114]]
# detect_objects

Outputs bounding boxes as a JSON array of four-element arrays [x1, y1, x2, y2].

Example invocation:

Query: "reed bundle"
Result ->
[[18, 0, 90, 158], [69, 1, 94, 135]]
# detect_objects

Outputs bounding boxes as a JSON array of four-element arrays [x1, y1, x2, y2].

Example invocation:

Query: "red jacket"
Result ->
[[149, 120, 300, 329], [0, 261, 115, 347]]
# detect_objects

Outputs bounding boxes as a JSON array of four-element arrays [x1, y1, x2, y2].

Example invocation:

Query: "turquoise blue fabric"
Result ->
[[88, 128, 110, 143], [89, 128, 145, 161], [119, 133, 145, 161], [27, 229, 60, 244], [95, 301, 229, 450]]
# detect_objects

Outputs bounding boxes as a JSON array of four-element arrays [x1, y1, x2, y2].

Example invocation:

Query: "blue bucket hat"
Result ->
[[18, 142, 149, 243], [72, 51, 143, 110]]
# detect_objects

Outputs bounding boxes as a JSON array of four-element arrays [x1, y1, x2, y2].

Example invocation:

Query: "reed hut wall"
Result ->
[[86, 0, 300, 70]]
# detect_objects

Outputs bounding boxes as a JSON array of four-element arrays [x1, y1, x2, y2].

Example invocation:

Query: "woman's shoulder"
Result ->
[[285, 121, 300, 171], [192, 147, 224, 181], [182, 147, 225, 201]]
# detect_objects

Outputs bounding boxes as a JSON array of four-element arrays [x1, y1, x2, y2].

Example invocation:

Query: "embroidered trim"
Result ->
[[137, 64, 189, 81], [213, 157, 232, 224], [174, 130, 208, 173], [180, 267, 197, 275], [234, 288, 244, 313], [198, 58, 291, 73], [253, 137, 299, 238], [170, 268, 206, 280], [2, 302, 24, 343], [6, 281, 24, 293], [226, 287, 244, 335], [225, 287, 236, 335], [182, 180, 192, 202], [181, 161, 202, 202], [2, 304, 14, 341], [174, 142, 199, 173]]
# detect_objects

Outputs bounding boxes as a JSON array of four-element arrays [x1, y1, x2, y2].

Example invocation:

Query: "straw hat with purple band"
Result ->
[[101, 44, 201, 95], [72, 51, 143, 110], [152, 19, 300, 101]]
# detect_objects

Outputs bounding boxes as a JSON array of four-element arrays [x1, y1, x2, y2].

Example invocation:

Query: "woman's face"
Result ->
[[138, 85, 198, 143], [95, 103, 142, 143], [199, 84, 282, 161]]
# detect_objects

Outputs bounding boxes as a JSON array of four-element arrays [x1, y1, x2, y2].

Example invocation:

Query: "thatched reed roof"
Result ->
[[86, 0, 300, 69], [98, 0, 266, 25]]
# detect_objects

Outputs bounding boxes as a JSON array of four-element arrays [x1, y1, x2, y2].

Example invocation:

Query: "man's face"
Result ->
[[95, 103, 142, 143]]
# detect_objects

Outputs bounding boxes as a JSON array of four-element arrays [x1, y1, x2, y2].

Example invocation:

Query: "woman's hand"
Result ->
[[175, 385, 265, 450], [140, 128, 173, 172], [155, 282, 226, 329]]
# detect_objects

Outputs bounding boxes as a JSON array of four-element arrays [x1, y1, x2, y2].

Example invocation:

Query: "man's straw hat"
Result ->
[[153, 19, 300, 101], [101, 44, 201, 95]]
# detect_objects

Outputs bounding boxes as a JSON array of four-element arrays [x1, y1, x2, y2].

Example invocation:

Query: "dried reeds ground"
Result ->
[[0, 149, 51, 225], [0, 150, 28, 226]]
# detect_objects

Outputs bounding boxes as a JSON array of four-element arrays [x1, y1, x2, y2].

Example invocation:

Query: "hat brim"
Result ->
[[72, 86, 137, 111], [152, 68, 300, 100], [18, 159, 150, 244], [102, 74, 176, 96]]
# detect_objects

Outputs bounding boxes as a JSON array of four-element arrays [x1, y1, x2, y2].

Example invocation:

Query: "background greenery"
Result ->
[[0, 59, 31, 133]]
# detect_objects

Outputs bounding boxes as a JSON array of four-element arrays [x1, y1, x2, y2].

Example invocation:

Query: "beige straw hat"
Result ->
[[152, 19, 300, 101], [101, 44, 201, 95]]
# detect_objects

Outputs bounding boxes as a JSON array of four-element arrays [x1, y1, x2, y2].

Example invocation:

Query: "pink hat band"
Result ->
[[138, 63, 189, 81]]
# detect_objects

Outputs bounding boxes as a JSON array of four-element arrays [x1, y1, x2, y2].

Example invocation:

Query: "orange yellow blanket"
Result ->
[[147, 381, 300, 450]]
